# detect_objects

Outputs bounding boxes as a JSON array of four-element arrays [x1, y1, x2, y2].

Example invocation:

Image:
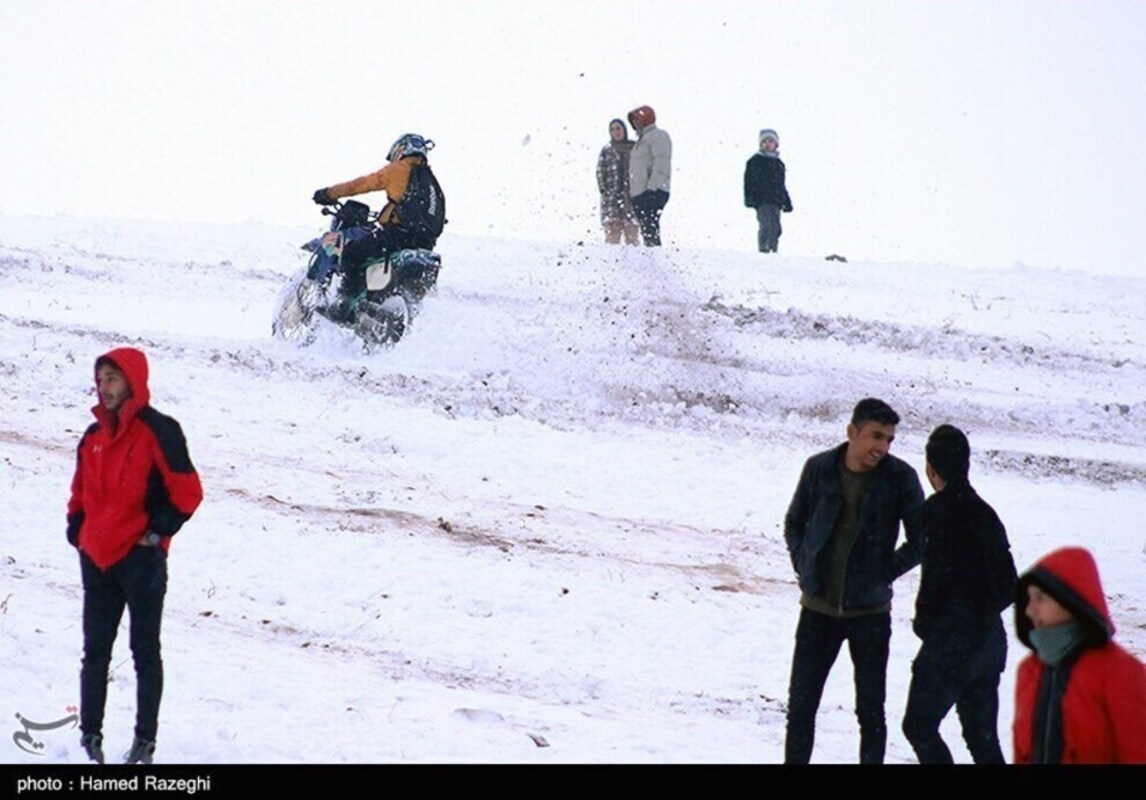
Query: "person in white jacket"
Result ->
[[627, 105, 672, 246]]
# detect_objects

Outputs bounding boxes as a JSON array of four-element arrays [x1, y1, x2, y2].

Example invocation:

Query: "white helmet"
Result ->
[[387, 133, 434, 162]]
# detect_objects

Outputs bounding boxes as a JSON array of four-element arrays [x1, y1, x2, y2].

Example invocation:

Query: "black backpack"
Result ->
[[395, 163, 446, 244]]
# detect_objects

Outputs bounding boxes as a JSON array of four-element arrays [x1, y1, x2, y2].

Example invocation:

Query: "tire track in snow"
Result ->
[[705, 298, 1139, 375], [221, 485, 786, 594], [6, 296, 1146, 478]]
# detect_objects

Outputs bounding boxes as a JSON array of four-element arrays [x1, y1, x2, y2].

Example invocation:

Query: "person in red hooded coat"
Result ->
[[1013, 546, 1146, 764], [67, 348, 203, 765]]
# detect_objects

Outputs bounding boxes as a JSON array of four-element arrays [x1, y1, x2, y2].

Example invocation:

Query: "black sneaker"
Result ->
[[80, 733, 104, 764], [123, 737, 156, 765]]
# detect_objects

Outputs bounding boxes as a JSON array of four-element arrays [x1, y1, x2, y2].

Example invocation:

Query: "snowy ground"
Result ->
[[1, 213, 1143, 764]]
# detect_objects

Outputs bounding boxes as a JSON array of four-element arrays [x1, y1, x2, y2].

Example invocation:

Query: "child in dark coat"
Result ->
[[743, 128, 793, 253]]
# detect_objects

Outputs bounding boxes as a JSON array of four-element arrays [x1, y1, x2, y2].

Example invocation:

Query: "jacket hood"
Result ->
[[628, 105, 656, 130], [93, 346, 151, 422], [1015, 546, 1114, 649]]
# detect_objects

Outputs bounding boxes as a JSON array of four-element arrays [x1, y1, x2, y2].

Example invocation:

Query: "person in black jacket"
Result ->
[[902, 424, 1017, 764], [743, 129, 793, 253], [783, 398, 924, 764]]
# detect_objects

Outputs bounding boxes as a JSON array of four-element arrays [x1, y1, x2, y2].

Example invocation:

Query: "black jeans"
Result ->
[[902, 622, 1007, 764], [80, 546, 167, 742], [631, 190, 670, 247], [785, 608, 892, 764]]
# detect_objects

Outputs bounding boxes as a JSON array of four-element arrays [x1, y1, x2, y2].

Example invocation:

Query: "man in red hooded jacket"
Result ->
[[67, 348, 203, 765], [1013, 546, 1146, 764]]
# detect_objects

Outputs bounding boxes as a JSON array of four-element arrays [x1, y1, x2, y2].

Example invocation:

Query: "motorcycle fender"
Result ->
[[365, 261, 393, 292]]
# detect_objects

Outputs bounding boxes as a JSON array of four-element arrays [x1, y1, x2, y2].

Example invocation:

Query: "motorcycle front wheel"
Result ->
[[272, 267, 323, 346]]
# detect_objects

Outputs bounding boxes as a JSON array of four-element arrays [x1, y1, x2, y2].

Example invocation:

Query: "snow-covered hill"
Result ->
[[1, 214, 1143, 763]]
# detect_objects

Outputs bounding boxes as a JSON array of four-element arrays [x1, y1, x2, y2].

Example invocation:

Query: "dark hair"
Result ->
[[94, 356, 123, 373], [850, 398, 900, 428], [926, 424, 970, 482]]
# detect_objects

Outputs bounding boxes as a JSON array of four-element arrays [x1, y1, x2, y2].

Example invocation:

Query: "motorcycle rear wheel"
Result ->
[[355, 287, 417, 348]]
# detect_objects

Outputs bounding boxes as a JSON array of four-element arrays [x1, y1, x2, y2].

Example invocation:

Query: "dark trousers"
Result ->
[[80, 546, 167, 742], [339, 225, 423, 296], [902, 622, 1007, 764], [631, 190, 670, 247], [755, 204, 782, 253], [785, 608, 892, 764]]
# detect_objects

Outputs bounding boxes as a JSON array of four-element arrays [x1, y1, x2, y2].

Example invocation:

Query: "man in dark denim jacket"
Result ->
[[783, 397, 924, 764]]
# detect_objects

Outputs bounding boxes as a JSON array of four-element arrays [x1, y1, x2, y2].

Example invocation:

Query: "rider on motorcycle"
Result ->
[[312, 133, 440, 320]]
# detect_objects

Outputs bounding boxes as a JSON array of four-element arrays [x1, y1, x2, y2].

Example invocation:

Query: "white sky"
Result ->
[[2, 1, 1145, 273]]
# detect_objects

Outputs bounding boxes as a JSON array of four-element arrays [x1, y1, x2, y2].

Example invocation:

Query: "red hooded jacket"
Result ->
[[1013, 547, 1146, 764], [67, 348, 203, 570]]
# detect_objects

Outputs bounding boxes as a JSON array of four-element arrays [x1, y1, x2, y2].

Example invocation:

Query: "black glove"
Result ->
[[313, 188, 335, 206]]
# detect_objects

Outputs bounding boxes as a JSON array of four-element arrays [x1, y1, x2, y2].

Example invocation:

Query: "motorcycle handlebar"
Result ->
[[317, 199, 380, 224]]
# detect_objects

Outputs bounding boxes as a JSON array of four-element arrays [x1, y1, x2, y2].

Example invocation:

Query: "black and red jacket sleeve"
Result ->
[[138, 407, 203, 537]]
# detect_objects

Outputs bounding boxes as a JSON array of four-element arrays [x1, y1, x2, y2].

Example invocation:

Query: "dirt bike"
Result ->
[[272, 200, 441, 348]]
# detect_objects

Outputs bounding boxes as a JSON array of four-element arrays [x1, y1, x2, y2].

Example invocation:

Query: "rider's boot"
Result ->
[[325, 293, 356, 323]]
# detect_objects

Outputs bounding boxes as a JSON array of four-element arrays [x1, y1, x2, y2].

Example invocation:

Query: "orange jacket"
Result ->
[[326, 156, 426, 226]]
